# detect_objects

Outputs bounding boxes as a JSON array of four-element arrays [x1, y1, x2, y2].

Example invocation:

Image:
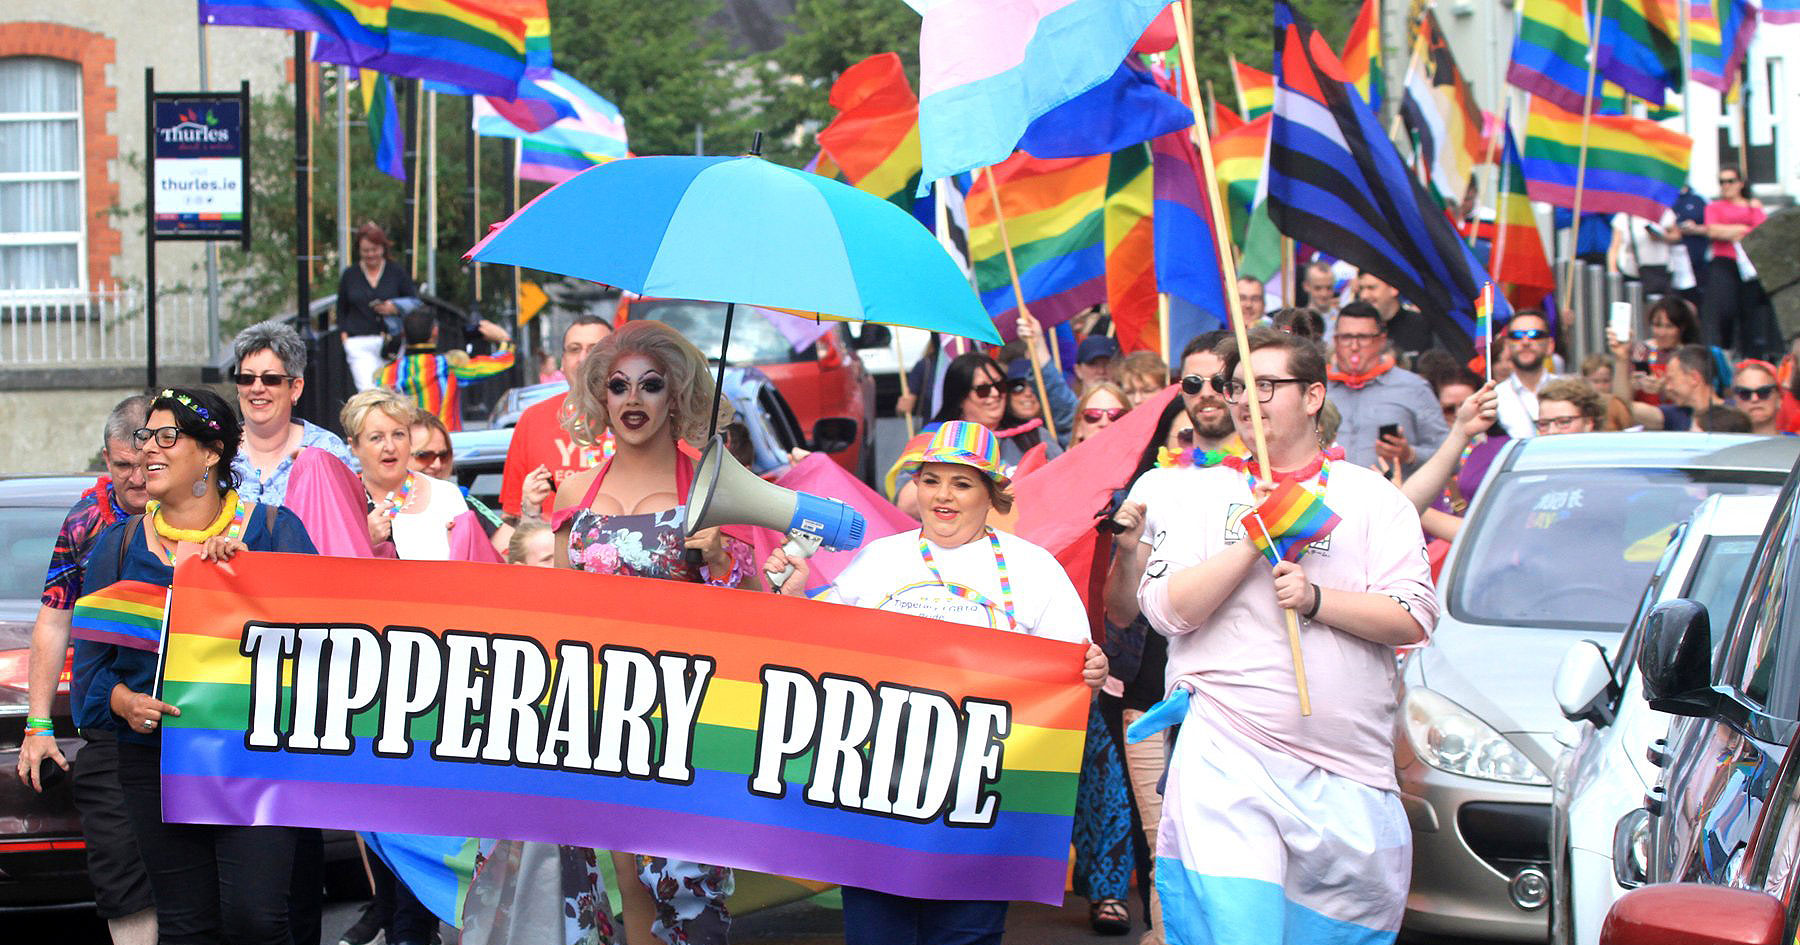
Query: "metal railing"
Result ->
[[0, 284, 211, 367]]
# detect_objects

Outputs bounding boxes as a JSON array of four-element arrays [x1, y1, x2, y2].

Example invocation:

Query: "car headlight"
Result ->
[[1403, 688, 1551, 785], [1612, 808, 1650, 888]]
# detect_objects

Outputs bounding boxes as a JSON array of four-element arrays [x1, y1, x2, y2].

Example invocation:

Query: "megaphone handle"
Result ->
[[767, 530, 825, 592]]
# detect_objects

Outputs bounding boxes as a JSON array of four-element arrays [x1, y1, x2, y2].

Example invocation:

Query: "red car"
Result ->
[[619, 298, 878, 482]]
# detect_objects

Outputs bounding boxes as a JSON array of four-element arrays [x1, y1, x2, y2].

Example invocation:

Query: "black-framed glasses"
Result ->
[[1734, 384, 1778, 401], [1221, 377, 1312, 404], [1081, 407, 1127, 424], [412, 448, 452, 464], [1180, 374, 1223, 396], [1334, 331, 1385, 345], [1508, 328, 1550, 340], [1534, 414, 1586, 432], [233, 371, 294, 388], [132, 426, 184, 449]]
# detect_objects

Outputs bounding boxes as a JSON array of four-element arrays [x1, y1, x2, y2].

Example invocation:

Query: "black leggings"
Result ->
[[117, 741, 320, 945]]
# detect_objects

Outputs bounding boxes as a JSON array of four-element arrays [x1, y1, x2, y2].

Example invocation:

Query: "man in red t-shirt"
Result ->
[[501, 315, 614, 520]]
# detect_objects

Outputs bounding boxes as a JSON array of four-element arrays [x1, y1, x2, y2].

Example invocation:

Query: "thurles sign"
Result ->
[[160, 554, 1088, 904]]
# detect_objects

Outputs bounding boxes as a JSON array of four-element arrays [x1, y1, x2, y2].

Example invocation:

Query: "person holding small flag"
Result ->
[[1130, 327, 1437, 945]]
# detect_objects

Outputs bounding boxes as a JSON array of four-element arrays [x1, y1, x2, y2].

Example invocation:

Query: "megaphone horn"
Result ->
[[685, 436, 866, 589]]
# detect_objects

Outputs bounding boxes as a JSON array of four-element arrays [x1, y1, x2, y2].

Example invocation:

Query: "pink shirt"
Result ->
[[1133, 461, 1438, 791], [1706, 200, 1766, 259]]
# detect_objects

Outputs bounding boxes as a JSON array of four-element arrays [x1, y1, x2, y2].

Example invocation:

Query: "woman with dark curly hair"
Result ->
[[550, 319, 752, 945], [80, 388, 320, 944]]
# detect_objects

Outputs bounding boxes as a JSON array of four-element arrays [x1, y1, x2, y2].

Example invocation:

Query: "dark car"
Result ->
[[1637, 449, 1800, 897], [0, 475, 98, 910]]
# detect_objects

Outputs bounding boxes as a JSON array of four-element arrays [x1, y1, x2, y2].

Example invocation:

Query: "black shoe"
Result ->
[[338, 904, 386, 945]]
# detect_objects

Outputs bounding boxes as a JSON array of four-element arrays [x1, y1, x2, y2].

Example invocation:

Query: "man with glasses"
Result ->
[[1532, 379, 1605, 435], [1493, 311, 1561, 439], [1134, 326, 1436, 945], [230, 321, 356, 507], [1326, 303, 1447, 468], [501, 315, 613, 521]]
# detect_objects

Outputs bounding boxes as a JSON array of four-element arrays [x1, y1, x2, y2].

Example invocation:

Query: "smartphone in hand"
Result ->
[[1378, 423, 1401, 440]]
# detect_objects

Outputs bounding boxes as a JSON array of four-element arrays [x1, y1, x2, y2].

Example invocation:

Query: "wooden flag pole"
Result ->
[[1175, 0, 1309, 715], [983, 166, 1060, 443], [1565, 0, 1607, 297], [892, 329, 916, 438], [1157, 292, 1170, 363]]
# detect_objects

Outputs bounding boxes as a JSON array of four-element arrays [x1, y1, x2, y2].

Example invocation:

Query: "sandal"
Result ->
[[1090, 897, 1131, 936]]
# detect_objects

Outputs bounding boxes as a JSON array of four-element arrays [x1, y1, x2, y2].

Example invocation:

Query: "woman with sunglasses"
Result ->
[[1684, 169, 1772, 356], [892, 351, 1066, 511], [1730, 360, 1799, 436], [1070, 382, 1131, 447], [81, 388, 321, 945], [229, 321, 355, 507]]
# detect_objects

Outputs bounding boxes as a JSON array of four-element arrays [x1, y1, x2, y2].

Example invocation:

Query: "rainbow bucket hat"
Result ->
[[906, 421, 1010, 489]]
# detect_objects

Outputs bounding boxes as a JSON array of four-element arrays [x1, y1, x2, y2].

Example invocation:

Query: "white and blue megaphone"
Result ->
[[684, 436, 866, 589]]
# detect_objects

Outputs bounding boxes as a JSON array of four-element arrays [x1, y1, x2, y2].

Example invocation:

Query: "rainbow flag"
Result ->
[[198, 0, 388, 58], [1490, 117, 1556, 309], [71, 580, 168, 652], [1245, 479, 1341, 565], [1474, 281, 1494, 351], [1522, 95, 1692, 221], [374, 345, 516, 432], [1211, 113, 1270, 248], [1212, 101, 1245, 134], [817, 53, 923, 212], [361, 70, 406, 181], [1341, 0, 1383, 111], [1765, 0, 1800, 24], [1691, 0, 1758, 93], [1105, 143, 1158, 354], [964, 151, 1109, 334], [1595, 0, 1683, 104], [1231, 56, 1275, 120], [314, 0, 529, 99], [157, 553, 1089, 905], [1149, 127, 1229, 345], [473, 69, 628, 184], [1506, 0, 1593, 114]]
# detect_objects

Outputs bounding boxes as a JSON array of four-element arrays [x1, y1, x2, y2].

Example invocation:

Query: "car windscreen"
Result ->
[[632, 300, 815, 366], [1450, 468, 1781, 631], [0, 506, 68, 604]]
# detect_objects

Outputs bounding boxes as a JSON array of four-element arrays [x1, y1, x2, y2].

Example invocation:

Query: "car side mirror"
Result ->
[[1600, 884, 1784, 945], [1637, 599, 1718, 719], [856, 323, 892, 349], [810, 417, 858, 455], [1554, 640, 1618, 726]]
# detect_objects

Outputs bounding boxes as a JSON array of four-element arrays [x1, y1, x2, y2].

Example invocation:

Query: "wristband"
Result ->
[[26, 716, 54, 730], [23, 726, 55, 738], [1304, 583, 1323, 621]]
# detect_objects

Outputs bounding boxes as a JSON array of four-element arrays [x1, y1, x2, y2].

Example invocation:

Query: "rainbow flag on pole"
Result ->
[[157, 553, 1089, 905], [1506, 0, 1593, 113], [1490, 117, 1556, 309], [964, 151, 1109, 334], [314, 0, 529, 99], [198, 0, 389, 57], [1105, 143, 1159, 354], [1341, 0, 1383, 111], [1231, 55, 1275, 120], [1690, 0, 1759, 92], [1245, 479, 1341, 565], [1594, 0, 1683, 104], [71, 580, 168, 652], [1522, 95, 1692, 220], [817, 53, 924, 212], [1211, 113, 1270, 247], [473, 69, 627, 184], [362, 70, 407, 180]]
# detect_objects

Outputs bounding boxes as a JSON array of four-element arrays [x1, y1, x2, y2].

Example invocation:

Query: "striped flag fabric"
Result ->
[[1490, 117, 1556, 309], [963, 151, 1109, 335], [1341, 0, 1383, 111], [1595, 0, 1684, 104], [1148, 126, 1229, 341], [1507, 0, 1594, 114], [1246, 479, 1341, 564], [1212, 113, 1272, 246], [1104, 143, 1160, 354], [473, 69, 627, 184], [1400, 11, 1489, 206], [313, 0, 529, 99], [1231, 56, 1275, 119], [71, 580, 168, 652], [1765, 0, 1800, 24], [817, 53, 924, 211], [1521, 95, 1692, 221], [911, 0, 1170, 192], [1016, 57, 1193, 160], [1690, 0, 1758, 92], [361, 70, 406, 180], [1267, 0, 1495, 361], [198, 0, 388, 56], [1212, 101, 1246, 134]]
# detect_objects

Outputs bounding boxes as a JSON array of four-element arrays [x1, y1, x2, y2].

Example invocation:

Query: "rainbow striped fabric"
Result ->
[[375, 345, 516, 432], [1690, 0, 1759, 93], [1522, 96, 1692, 221], [1475, 282, 1494, 350], [1105, 143, 1159, 354], [199, 0, 388, 60], [1491, 118, 1556, 309], [1595, 0, 1683, 104], [361, 70, 406, 181], [1245, 479, 1341, 565], [1765, 0, 1800, 24], [817, 53, 923, 212], [156, 552, 1090, 905], [71, 580, 168, 652], [473, 70, 628, 184], [1506, 0, 1593, 113], [313, 0, 530, 99], [1341, 0, 1383, 111], [1232, 57, 1275, 120], [964, 151, 1109, 333], [1212, 114, 1271, 247]]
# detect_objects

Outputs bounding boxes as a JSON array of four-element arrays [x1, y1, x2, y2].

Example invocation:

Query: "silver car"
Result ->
[[1397, 433, 1799, 941]]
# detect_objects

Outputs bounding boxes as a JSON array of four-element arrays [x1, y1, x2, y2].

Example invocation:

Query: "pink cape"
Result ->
[[283, 448, 387, 558]]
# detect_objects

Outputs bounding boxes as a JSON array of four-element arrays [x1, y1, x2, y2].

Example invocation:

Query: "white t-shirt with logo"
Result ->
[[825, 529, 1091, 644]]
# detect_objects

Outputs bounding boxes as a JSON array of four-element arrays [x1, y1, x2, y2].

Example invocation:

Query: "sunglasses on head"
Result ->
[[1081, 407, 1127, 424], [233, 371, 294, 387], [412, 448, 452, 464], [1734, 384, 1778, 401], [1003, 378, 1032, 394], [1179, 374, 1226, 396], [1508, 328, 1549, 341]]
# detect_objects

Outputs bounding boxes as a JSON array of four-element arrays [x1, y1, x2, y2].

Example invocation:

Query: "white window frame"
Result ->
[[0, 56, 88, 300]]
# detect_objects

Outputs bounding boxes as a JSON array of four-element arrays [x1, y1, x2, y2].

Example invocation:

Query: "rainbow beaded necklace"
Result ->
[[918, 527, 1016, 630]]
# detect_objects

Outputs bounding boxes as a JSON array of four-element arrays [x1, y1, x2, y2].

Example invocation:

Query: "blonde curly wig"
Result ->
[[563, 319, 732, 449]]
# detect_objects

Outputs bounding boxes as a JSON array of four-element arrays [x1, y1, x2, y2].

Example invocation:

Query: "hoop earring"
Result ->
[[192, 468, 210, 498]]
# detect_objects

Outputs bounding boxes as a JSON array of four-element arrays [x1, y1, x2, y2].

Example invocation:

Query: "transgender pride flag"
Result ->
[[473, 69, 627, 184]]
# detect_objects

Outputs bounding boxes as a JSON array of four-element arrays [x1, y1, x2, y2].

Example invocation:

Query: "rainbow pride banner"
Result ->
[[159, 554, 1088, 904]]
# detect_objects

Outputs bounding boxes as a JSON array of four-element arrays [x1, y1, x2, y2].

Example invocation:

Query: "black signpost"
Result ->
[[145, 69, 251, 388]]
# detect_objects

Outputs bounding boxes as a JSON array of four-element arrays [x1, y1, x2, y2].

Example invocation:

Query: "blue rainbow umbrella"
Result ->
[[466, 152, 997, 436]]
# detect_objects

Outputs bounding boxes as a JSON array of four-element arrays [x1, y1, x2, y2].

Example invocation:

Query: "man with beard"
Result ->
[[1174, 331, 1244, 452], [1328, 303, 1448, 469], [1493, 311, 1561, 439]]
